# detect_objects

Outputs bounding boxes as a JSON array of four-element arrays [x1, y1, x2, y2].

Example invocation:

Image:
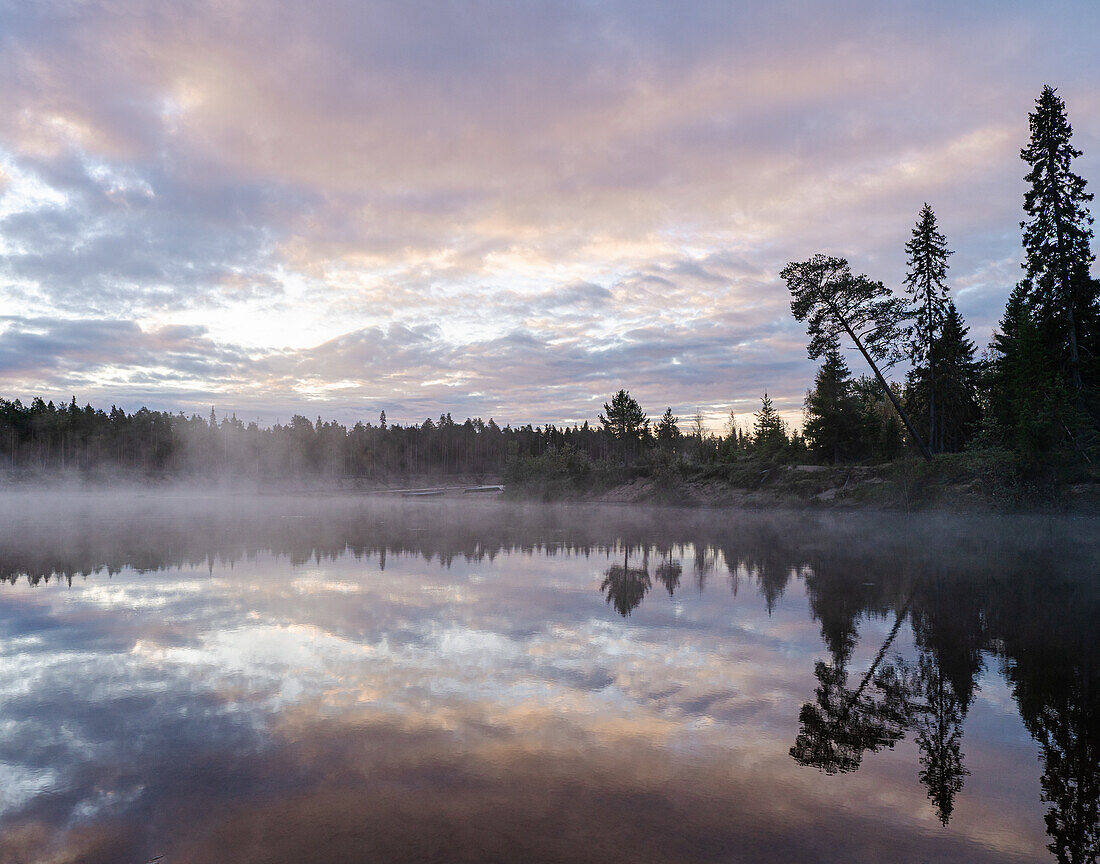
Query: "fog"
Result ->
[[2, 489, 1096, 583]]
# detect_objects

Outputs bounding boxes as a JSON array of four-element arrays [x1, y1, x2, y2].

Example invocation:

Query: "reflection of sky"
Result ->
[[0, 530, 1054, 863]]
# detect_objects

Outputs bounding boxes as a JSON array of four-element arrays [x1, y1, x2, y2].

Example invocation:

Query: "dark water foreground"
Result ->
[[0, 493, 1097, 864]]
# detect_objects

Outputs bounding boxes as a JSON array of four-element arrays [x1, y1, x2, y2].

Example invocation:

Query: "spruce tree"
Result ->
[[989, 285, 1073, 465], [904, 204, 952, 452], [986, 283, 1031, 441], [853, 376, 905, 462], [931, 302, 980, 452], [753, 392, 787, 455], [655, 407, 680, 449], [804, 347, 864, 464], [1020, 86, 1097, 399]]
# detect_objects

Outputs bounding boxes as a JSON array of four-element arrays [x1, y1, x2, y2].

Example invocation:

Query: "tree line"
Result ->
[[0, 399, 571, 479], [525, 84, 1099, 480]]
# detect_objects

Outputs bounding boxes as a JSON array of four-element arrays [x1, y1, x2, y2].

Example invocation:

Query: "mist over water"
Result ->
[[0, 492, 1097, 863]]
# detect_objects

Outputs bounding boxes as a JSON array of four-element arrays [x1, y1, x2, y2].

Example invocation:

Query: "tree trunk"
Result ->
[[850, 605, 910, 704], [832, 308, 933, 461], [928, 293, 937, 454], [1051, 144, 1084, 400]]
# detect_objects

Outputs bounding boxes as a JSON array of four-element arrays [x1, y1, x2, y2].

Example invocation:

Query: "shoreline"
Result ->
[[1, 472, 1098, 516], [503, 456, 1100, 515]]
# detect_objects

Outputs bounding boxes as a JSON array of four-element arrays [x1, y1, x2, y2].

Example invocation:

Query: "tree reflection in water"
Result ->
[[913, 652, 969, 825], [1, 498, 1097, 862], [654, 548, 682, 597], [601, 546, 652, 616], [594, 516, 1097, 861], [790, 611, 913, 774]]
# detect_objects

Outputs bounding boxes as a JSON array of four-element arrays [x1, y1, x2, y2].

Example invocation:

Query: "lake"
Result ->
[[0, 493, 1097, 863]]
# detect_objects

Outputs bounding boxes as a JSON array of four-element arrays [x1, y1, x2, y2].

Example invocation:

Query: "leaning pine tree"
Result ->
[[782, 254, 932, 459], [904, 204, 952, 453]]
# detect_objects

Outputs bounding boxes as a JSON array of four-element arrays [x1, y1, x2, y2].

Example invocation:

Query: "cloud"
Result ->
[[0, 0, 1098, 417], [0, 316, 252, 397]]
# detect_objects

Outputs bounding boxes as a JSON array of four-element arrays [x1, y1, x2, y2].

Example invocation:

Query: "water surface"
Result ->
[[1, 494, 1097, 863]]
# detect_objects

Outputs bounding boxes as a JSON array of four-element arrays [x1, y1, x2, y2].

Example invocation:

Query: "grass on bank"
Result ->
[[504, 445, 1097, 511]]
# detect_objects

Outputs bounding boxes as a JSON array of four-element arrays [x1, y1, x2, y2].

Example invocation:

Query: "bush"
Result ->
[[504, 446, 628, 500]]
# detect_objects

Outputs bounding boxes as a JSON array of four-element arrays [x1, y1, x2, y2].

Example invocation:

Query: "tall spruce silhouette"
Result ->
[[931, 302, 980, 452], [752, 392, 787, 453], [904, 204, 953, 453], [1020, 86, 1097, 405]]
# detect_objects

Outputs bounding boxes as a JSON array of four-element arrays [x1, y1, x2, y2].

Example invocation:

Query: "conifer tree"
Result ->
[[986, 283, 1031, 438], [599, 389, 648, 464], [853, 376, 905, 462], [783, 254, 931, 459], [804, 347, 864, 464], [930, 302, 981, 452], [599, 390, 648, 440], [904, 204, 952, 452], [655, 407, 680, 449], [1020, 86, 1097, 400], [989, 287, 1073, 464], [753, 392, 787, 454]]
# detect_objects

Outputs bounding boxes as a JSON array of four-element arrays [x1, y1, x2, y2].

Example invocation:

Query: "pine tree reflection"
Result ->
[[913, 652, 969, 825], [654, 548, 682, 597], [790, 610, 914, 774], [601, 546, 652, 617]]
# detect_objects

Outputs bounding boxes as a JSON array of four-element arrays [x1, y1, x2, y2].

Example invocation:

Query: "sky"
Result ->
[[1, 1, 1098, 430]]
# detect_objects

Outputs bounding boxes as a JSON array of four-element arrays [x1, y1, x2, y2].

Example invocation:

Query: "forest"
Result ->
[[1, 87, 1097, 492]]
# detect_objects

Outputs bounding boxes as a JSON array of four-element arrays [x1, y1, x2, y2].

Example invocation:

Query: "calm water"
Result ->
[[0, 493, 1097, 863]]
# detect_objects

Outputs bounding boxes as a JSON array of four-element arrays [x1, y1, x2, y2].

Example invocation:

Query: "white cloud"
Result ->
[[0, 0, 1097, 419]]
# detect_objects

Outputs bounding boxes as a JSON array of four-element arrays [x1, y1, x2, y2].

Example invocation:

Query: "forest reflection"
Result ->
[[1, 497, 1097, 863], [591, 525, 1098, 863]]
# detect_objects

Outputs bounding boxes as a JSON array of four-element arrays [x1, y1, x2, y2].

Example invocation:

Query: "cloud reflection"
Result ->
[[1, 497, 1093, 861]]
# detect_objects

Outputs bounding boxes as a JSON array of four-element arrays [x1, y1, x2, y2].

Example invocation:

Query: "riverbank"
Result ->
[[504, 450, 1100, 513], [3, 455, 1097, 512]]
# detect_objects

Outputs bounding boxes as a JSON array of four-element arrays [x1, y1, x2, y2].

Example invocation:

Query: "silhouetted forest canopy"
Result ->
[[0, 398, 567, 478], [3, 86, 1097, 491], [783, 85, 1099, 475]]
